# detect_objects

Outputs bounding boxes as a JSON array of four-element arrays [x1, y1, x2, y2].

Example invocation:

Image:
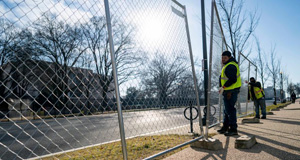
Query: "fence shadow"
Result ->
[[238, 130, 300, 159]]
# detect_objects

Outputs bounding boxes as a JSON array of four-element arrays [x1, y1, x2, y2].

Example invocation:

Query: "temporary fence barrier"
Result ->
[[0, 0, 203, 159]]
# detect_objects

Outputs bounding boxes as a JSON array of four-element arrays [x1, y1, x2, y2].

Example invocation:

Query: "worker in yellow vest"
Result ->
[[246, 77, 266, 119], [217, 51, 241, 136]]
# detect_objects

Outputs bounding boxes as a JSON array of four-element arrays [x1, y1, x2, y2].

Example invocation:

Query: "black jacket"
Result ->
[[248, 81, 264, 100], [219, 57, 240, 90]]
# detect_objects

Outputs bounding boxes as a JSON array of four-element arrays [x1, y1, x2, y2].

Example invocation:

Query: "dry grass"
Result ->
[[42, 133, 218, 160], [266, 101, 292, 112], [42, 134, 195, 160]]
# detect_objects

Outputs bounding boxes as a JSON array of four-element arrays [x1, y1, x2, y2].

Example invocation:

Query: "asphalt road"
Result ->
[[0, 100, 274, 160]]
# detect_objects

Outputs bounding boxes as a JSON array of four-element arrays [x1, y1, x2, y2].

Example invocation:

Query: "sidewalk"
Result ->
[[164, 100, 300, 160]]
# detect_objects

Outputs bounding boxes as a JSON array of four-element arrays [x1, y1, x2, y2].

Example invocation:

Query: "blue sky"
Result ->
[[177, 0, 300, 86]]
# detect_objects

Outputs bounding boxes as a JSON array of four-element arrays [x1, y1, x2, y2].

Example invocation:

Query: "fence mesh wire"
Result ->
[[110, 0, 202, 157], [209, 1, 257, 121], [0, 0, 205, 159], [206, 2, 227, 127], [0, 0, 126, 159], [237, 54, 257, 116]]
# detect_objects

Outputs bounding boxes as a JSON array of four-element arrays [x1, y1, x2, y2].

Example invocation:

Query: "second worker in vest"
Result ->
[[217, 51, 241, 136], [246, 77, 267, 119]]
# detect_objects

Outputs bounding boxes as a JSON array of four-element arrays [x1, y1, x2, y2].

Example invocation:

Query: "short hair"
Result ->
[[222, 51, 231, 57]]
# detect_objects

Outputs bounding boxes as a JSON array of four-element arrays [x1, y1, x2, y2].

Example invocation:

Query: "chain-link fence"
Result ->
[[205, 0, 227, 130], [0, 0, 206, 159], [207, 0, 259, 125], [237, 52, 257, 116], [1, 0, 123, 159]]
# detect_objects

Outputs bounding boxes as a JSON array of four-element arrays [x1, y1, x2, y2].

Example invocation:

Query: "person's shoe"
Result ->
[[217, 127, 228, 134], [255, 115, 260, 119], [261, 116, 266, 119], [224, 128, 238, 136]]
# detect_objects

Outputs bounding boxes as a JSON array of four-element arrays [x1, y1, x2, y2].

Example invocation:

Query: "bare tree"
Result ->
[[0, 19, 17, 112], [141, 53, 188, 109], [125, 87, 140, 100], [217, 0, 260, 58], [0, 21, 42, 113], [254, 36, 268, 88], [266, 45, 281, 105], [0, 19, 17, 66], [173, 72, 198, 99], [82, 16, 143, 111], [33, 13, 87, 114], [9, 29, 43, 96]]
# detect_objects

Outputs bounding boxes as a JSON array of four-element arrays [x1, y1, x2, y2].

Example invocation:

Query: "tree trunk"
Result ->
[[273, 85, 277, 105], [0, 69, 6, 109]]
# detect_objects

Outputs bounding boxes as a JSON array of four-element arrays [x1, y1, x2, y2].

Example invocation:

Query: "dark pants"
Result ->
[[254, 98, 266, 118], [223, 90, 239, 130]]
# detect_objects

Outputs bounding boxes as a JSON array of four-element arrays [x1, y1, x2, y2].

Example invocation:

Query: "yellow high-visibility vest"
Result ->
[[220, 61, 241, 90], [249, 85, 264, 100]]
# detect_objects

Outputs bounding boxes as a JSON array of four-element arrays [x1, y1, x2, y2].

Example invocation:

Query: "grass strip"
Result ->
[[42, 133, 217, 160]]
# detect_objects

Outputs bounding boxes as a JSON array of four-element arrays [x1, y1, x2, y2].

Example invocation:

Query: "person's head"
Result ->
[[250, 77, 256, 83], [222, 51, 231, 64]]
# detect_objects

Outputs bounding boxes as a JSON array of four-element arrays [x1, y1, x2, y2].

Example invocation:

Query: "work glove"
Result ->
[[219, 87, 224, 94]]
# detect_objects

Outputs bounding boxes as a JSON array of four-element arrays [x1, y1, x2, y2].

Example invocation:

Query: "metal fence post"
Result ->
[[183, 2, 203, 134], [205, 0, 216, 139], [182, 3, 204, 136], [246, 61, 251, 114], [104, 1, 128, 159], [200, 0, 209, 133], [171, 0, 204, 136], [214, 3, 227, 124]]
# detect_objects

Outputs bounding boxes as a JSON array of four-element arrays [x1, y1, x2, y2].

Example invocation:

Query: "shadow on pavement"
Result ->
[[242, 123, 300, 137], [266, 118, 300, 126], [240, 142, 300, 159], [238, 130, 300, 159], [283, 108, 300, 110], [268, 116, 300, 121], [239, 126, 300, 143]]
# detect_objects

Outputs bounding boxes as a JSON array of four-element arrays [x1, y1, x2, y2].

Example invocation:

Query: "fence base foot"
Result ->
[[267, 112, 274, 115], [190, 138, 222, 150], [235, 135, 257, 149], [241, 117, 260, 123], [271, 108, 280, 111]]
